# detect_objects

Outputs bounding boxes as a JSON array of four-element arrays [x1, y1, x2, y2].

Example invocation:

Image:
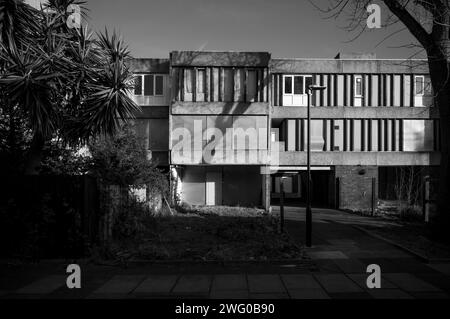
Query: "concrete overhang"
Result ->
[[170, 51, 271, 67], [172, 101, 269, 115], [271, 106, 438, 119], [275, 151, 440, 166], [270, 58, 429, 74], [133, 106, 169, 119], [128, 58, 170, 73]]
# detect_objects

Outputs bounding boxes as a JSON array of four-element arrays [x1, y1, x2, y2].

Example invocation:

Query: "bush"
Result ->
[[399, 205, 423, 222]]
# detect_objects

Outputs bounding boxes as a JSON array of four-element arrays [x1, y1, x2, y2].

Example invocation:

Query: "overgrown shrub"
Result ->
[[399, 205, 423, 222]]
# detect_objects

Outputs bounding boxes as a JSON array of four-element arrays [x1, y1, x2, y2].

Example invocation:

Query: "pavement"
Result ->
[[1, 206, 450, 299]]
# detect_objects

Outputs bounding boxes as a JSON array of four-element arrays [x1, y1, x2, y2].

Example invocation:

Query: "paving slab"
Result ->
[[327, 292, 372, 299], [247, 275, 286, 293], [15, 275, 66, 295], [314, 274, 363, 293], [347, 273, 397, 290], [288, 289, 330, 299], [211, 274, 247, 291], [280, 274, 322, 290], [333, 259, 367, 273], [327, 239, 357, 245], [210, 290, 249, 299], [133, 275, 178, 295], [427, 263, 450, 276], [172, 275, 211, 294], [410, 291, 450, 299], [249, 293, 289, 299], [90, 275, 145, 295], [368, 289, 413, 299], [384, 273, 442, 292], [308, 251, 349, 260]]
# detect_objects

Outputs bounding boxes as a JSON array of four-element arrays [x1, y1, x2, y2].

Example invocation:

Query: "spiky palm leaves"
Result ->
[[0, 0, 139, 156]]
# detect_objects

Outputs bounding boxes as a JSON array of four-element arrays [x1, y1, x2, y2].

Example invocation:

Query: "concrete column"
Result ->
[[261, 169, 271, 212], [335, 165, 378, 213]]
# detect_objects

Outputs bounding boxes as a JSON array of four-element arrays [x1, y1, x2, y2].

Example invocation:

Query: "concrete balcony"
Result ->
[[272, 151, 440, 166], [271, 106, 439, 119], [170, 149, 269, 165], [172, 101, 269, 115]]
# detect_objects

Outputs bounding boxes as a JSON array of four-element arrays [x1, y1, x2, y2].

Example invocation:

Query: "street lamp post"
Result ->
[[306, 84, 326, 247]]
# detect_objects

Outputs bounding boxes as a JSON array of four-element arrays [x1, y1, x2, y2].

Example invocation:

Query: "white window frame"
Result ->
[[354, 75, 363, 97], [133, 74, 165, 97], [414, 75, 425, 96], [283, 75, 312, 95]]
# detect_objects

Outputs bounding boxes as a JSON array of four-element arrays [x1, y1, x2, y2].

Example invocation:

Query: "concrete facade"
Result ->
[[129, 52, 439, 212]]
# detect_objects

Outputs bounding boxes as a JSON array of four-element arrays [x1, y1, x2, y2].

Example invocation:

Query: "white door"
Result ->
[[206, 171, 222, 205], [354, 75, 363, 107], [414, 76, 424, 107]]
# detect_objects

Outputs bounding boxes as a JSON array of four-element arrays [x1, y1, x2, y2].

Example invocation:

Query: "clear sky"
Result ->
[[84, 0, 420, 59]]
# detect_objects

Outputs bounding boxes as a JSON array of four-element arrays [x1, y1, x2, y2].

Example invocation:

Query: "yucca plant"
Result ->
[[0, 0, 140, 173]]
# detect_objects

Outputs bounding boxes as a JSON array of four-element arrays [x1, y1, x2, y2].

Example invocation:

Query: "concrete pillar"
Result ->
[[261, 169, 271, 212], [335, 165, 378, 213]]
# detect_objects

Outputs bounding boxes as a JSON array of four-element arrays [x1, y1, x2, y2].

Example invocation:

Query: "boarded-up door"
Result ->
[[206, 170, 222, 205]]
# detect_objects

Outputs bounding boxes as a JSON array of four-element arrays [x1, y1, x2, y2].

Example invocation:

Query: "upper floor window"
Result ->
[[414, 75, 424, 96], [354, 75, 363, 97], [197, 69, 206, 94], [282, 75, 312, 106], [185, 69, 194, 94], [134, 74, 164, 96]]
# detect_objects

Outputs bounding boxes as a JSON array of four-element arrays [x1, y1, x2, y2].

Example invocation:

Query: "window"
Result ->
[[415, 76, 424, 95], [284, 75, 312, 95], [247, 70, 257, 102], [185, 69, 193, 94], [134, 76, 142, 95], [155, 75, 164, 95], [133, 74, 164, 96], [144, 75, 153, 96], [284, 76, 292, 94], [355, 76, 363, 97], [197, 69, 206, 94], [294, 76, 303, 94], [403, 120, 434, 151], [224, 69, 234, 102], [305, 76, 312, 93]]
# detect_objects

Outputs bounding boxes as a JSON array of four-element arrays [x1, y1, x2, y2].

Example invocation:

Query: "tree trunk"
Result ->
[[24, 133, 45, 175], [428, 56, 450, 236]]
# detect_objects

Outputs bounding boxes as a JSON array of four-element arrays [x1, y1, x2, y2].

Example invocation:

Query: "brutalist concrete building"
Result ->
[[129, 51, 439, 212]]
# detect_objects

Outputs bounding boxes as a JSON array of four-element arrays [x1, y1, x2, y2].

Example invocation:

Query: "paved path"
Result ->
[[1, 207, 450, 299]]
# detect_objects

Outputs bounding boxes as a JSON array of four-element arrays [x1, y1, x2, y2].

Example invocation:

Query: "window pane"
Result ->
[[403, 120, 434, 151], [415, 77, 424, 95], [197, 69, 205, 93], [305, 76, 312, 93], [134, 76, 142, 95], [355, 77, 362, 96], [284, 76, 292, 94], [144, 75, 154, 96], [294, 76, 303, 94], [224, 69, 233, 101], [246, 70, 257, 102], [155, 75, 164, 95], [185, 69, 193, 93]]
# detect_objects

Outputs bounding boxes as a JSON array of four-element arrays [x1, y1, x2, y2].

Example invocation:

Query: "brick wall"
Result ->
[[335, 166, 378, 212]]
